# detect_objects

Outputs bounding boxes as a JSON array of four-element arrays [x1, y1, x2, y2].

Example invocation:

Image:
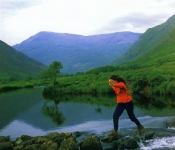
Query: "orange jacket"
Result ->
[[111, 82, 132, 103]]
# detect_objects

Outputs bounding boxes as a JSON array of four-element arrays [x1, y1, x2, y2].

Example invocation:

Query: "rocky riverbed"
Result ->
[[0, 119, 175, 150]]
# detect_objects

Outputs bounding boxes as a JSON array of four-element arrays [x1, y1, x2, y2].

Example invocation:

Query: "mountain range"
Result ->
[[1, 14, 175, 79], [13, 32, 141, 74], [0, 40, 46, 80]]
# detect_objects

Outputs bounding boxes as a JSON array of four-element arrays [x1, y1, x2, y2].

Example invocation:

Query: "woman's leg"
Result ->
[[113, 103, 125, 131], [125, 101, 141, 126]]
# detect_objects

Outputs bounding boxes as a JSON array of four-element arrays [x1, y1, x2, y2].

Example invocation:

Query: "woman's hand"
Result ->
[[108, 79, 114, 86]]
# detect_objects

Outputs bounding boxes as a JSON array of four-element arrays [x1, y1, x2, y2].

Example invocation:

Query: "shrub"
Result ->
[[166, 82, 175, 95]]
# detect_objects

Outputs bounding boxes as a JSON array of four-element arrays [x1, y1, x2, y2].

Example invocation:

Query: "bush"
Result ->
[[166, 82, 175, 95]]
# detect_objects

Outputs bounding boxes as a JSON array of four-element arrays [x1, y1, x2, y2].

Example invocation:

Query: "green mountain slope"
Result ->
[[119, 26, 175, 69], [111, 14, 175, 66], [0, 40, 46, 80]]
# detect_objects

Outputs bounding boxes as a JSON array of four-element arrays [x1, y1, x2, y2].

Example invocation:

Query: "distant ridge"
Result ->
[[0, 40, 46, 79], [111, 14, 175, 66], [13, 31, 141, 74]]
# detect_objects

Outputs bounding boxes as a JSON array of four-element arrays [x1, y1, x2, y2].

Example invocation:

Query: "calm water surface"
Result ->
[[0, 88, 175, 149]]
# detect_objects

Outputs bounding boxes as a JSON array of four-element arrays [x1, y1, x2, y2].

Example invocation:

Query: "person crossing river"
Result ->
[[108, 74, 144, 136]]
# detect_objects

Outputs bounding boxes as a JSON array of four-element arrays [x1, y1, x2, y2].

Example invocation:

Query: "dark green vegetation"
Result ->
[[0, 40, 46, 80], [0, 79, 46, 93], [13, 32, 141, 74], [40, 61, 63, 88], [42, 14, 175, 96], [0, 14, 175, 96]]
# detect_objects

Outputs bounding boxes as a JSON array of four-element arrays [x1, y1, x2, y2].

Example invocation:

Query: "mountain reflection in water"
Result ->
[[0, 88, 175, 145]]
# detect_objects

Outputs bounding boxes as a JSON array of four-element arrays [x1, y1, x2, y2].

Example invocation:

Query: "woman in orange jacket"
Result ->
[[108, 75, 144, 136]]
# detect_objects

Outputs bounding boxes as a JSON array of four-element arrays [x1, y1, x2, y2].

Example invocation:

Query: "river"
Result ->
[[0, 87, 175, 149]]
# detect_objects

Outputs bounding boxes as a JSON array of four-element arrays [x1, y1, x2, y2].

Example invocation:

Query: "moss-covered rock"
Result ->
[[40, 140, 58, 150], [80, 135, 102, 150], [0, 141, 13, 150], [59, 137, 79, 150], [0, 136, 10, 143]]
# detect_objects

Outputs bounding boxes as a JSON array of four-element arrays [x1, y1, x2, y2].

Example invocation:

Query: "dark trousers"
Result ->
[[113, 101, 141, 131]]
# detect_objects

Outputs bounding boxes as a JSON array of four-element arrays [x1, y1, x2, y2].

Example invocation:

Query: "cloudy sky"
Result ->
[[0, 0, 175, 46]]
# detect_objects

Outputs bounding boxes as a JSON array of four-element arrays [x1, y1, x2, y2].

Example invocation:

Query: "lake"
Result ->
[[0, 87, 175, 149]]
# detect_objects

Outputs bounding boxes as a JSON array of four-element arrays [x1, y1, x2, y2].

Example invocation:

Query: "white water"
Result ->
[[140, 137, 175, 150]]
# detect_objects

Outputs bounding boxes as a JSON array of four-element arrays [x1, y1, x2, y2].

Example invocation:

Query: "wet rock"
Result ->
[[46, 132, 60, 141], [74, 131, 82, 137], [40, 141, 58, 150], [115, 137, 139, 150], [0, 141, 13, 150], [0, 136, 10, 143], [64, 132, 72, 137], [53, 132, 69, 145], [80, 135, 102, 150], [59, 137, 79, 150], [13, 145, 24, 150], [35, 137, 50, 145], [165, 120, 175, 130], [101, 135, 119, 143], [144, 129, 154, 140], [1, 125, 174, 150], [23, 144, 39, 150], [15, 135, 33, 145]]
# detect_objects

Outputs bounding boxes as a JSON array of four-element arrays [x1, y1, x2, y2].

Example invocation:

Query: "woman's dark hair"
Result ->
[[109, 75, 126, 85]]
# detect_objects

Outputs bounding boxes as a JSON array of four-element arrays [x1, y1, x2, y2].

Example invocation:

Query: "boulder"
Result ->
[[73, 131, 83, 138], [40, 141, 58, 150], [47, 132, 71, 145], [165, 120, 175, 130], [115, 137, 139, 149], [144, 129, 154, 140], [101, 135, 119, 143], [59, 137, 79, 150], [80, 135, 102, 150], [15, 135, 33, 145], [0, 141, 13, 150], [0, 136, 10, 143], [23, 144, 39, 150]]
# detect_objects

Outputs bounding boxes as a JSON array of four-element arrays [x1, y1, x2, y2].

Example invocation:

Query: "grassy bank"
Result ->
[[0, 79, 46, 93], [1, 66, 175, 96]]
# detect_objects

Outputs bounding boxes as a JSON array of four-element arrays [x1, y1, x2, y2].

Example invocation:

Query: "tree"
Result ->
[[41, 61, 63, 87]]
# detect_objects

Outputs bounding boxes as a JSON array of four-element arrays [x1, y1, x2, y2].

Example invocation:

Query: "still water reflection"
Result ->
[[0, 88, 175, 140]]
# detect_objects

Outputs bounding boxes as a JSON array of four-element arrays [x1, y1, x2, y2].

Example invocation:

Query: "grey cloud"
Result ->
[[111, 13, 167, 27], [1, 0, 41, 10], [154, 0, 175, 7], [95, 13, 172, 34], [0, 0, 42, 17]]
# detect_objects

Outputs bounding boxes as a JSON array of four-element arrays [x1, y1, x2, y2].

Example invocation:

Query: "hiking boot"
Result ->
[[107, 130, 118, 137], [137, 125, 144, 133]]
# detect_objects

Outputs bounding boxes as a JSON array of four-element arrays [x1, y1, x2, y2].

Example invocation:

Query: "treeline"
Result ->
[[1, 61, 175, 96], [43, 67, 175, 96], [85, 65, 140, 74]]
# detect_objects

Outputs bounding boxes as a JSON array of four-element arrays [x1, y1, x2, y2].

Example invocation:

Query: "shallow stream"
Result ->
[[0, 88, 175, 149]]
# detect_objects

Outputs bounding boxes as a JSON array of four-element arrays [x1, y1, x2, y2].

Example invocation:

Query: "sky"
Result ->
[[0, 0, 175, 46]]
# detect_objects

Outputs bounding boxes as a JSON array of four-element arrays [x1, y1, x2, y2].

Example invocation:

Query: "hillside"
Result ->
[[0, 40, 46, 80], [13, 32, 141, 74], [111, 14, 175, 66], [119, 26, 175, 69]]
